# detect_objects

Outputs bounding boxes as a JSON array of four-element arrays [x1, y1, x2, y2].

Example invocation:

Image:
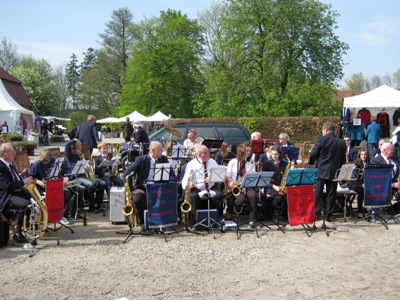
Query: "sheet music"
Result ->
[[154, 163, 171, 181], [171, 144, 186, 159], [333, 164, 358, 181], [71, 160, 89, 176], [48, 158, 64, 178], [209, 165, 226, 183]]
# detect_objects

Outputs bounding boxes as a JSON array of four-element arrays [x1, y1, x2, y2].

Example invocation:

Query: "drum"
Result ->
[[127, 142, 144, 162]]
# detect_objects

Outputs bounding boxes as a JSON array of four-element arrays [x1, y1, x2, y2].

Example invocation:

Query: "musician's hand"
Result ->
[[392, 182, 400, 189], [36, 180, 45, 188], [64, 178, 69, 184], [21, 168, 29, 177], [105, 172, 112, 177], [23, 176, 35, 185]]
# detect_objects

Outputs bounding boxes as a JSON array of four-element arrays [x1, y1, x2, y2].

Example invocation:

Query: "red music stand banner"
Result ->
[[46, 178, 64, 223], [287, 185, 314, 226]]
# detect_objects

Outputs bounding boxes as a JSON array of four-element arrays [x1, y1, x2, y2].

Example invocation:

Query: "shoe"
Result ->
[[13, 233, 28, 244], [60, 217, 71, 226], [249, 221, 256, 228], [357, 213, 365, 219]]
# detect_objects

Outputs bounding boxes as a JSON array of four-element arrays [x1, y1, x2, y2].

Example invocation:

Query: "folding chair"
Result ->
[[45, 179, 74, 245]]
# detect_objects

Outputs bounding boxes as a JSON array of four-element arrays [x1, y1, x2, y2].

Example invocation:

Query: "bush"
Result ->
[[52, 135, 65, 142]]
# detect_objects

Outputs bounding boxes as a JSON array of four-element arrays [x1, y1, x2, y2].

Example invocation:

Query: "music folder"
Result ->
[[332, 164, 359, 182], [240, 172, 274, 188]]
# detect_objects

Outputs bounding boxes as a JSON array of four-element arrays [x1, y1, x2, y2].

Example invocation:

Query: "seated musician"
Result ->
[[371, 142, 400, 193], [94, 142, 124, 193], [215, 140, 235, 166], [225, 142, 258, 228], [122, 141, 176, 225], [344, 135, 357, 163], [345, 148, 371, 219], [258, 146, 272, 166], [162, 140, 179, 172], [261, 146, 289, 222], [278, 133, 295, 148], [184, 130, 204, 157], [0, 142, 34, 243], [29, 149, 76, 224], [250, 131, 262, 164], [62, 139, 107, 213], [181, 145, 223, 220]]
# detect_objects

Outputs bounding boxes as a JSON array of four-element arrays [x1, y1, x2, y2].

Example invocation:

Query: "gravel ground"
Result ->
[[2, 212, 400, 300], [1, 138, 400, 299]]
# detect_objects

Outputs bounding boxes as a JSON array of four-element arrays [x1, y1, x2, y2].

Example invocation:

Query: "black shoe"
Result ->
[[13, 233, 28, 244], [314, 214, 320, 221], [325, 214, 332, 222]]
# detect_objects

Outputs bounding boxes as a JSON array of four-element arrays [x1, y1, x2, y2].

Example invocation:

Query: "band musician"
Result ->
[[0, 143, 34, 243], [94, 142, 124, 191], [184, 130, 204, 157], [261, 146, 288, 222], [225, 142, 257, 228], [62, 139, 107, 213], [181, 145, 223, 221], [371, 142, 400, 192], [122, 141, 176, 225]]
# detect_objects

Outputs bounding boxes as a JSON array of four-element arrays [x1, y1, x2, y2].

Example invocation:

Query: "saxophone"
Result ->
[[180, 170, 192, 226], [22, 181, 48, 239], [82, 154, 96, 182], [122, 171, 136, 228], [279, 155, 291, 195], [224, 159, 255, 197], [111, 143, 121, 176]]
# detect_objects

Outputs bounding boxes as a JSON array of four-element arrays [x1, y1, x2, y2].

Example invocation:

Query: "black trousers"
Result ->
[[314, 178, 338, 217], [9, 195, 31, 227]]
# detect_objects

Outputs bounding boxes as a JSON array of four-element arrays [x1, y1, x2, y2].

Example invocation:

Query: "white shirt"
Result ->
[[182, 157, 218, 191], [183, 137, 204, 156], [226, 158, 255, 182]]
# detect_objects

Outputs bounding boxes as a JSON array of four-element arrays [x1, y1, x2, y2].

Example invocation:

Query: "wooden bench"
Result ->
[[13, 149, 30, 173]]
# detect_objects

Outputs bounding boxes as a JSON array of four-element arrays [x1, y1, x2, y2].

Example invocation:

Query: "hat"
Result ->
[[132, 123, 142, 127]]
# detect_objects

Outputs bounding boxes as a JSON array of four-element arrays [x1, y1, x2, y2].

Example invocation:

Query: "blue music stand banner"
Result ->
[[146, 182, 178, 228], [364, 168, 392, 208]]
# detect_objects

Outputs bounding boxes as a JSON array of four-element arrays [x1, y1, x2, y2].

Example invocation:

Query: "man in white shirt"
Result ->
[[183, 130, 204, 157], [181, 145, 223, 219]]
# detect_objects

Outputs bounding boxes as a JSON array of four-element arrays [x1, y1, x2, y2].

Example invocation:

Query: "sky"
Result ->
[[1, 0, 400, 86]]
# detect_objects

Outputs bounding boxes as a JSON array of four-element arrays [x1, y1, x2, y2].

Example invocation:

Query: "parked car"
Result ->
[[119, 122, 251, 170]]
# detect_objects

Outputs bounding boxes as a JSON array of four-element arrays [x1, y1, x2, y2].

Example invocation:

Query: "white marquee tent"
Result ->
[[343, 84, 400, 129], [146, 111, 171, 122], [118, 111, 147, 123], [0, 80, 34, 131]]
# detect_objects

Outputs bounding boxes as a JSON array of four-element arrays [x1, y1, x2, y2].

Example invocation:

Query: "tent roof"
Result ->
[[343, 84, 400, 108], [146, 111, 170, 122], [97, 117, 122, 123], [0, 67, 33, 109], [118, 111, 147, 122]]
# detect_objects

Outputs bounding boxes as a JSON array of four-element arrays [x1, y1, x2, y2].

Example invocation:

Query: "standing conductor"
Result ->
[[309, 121, 346, 223]]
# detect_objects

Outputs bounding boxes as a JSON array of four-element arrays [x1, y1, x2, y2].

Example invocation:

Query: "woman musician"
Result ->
[[261, 146, 289, 222], [215, 140, 236, 166], [225, 142, 257, 228]]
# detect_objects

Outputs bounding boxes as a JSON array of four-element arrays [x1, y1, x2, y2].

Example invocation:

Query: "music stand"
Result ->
[[239, 172, 275, 238], [332, 164, 360, 222], [153, 163, 171, 182], [47, 158, 64, 179], [285, 168, 318, 237], [68, 160, 88, 219], [281, 147, 300, 162], [192, 165, 226, 238], [202, 139, 224, 157], [356, 164, 393, 229], [171, 144, 186, 160]]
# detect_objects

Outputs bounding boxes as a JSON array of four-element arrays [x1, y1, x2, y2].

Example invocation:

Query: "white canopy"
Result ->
[[43, 116, 71, 122], [96, 117, 122, 123], [146, 111, 171, 122], [343, 84, 400, 128], [118, 111, 147, 122], [0, 79, 34, 131]]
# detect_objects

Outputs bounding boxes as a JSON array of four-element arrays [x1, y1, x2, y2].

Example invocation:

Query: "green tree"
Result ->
[[0, 37, 19, 72], [65, 53, 80, 110], [80, 7, 134, 116], [10, 56, 59, 116], [120, 9, 205, 117], [198, 0, 348, 117], [343, 72, 366, 92]]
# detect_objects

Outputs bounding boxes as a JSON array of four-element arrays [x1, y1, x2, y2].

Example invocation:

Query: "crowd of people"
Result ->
[[2, 115, 400, 244]]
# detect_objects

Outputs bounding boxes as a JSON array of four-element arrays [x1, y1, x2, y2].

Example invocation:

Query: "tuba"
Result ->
[[23, 181, 48, 239], [180, 170, 192, 226], [122, 171, 136, 228]]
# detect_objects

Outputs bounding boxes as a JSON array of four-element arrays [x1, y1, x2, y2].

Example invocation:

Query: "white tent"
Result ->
[[0, 80, 34, 131], [118, 111, 147, 122], [343, 84, 400, 128], [146, 111, 171, 122], [97, 117, 122, 123]]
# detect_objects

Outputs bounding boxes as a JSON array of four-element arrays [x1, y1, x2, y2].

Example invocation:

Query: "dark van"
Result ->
[[149, 122, 251, 151]]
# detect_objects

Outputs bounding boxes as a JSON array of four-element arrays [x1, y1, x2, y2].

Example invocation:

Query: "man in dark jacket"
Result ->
[[309, 121, 346, 223], [120, 117, 133, 142], [76, 115, 100, 153]]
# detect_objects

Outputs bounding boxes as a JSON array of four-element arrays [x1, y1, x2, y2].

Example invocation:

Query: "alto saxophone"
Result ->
[[23, 181, 48, 239], [180, 170, 193, 226], [279, 155, 291, 195], [122, 171, 136, 228], [82, 154, 96, 182]]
